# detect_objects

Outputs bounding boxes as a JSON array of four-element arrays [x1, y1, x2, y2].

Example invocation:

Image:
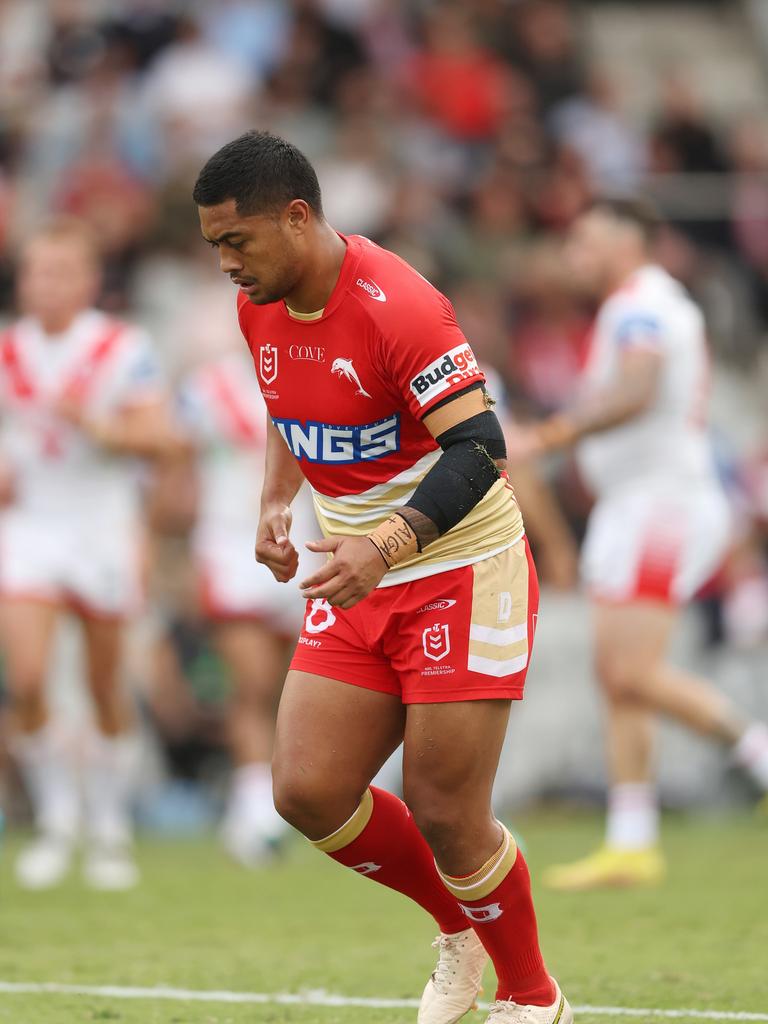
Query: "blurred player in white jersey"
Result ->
[[515, 199, 768, 889], [0, 219, 172, 890], [174, 285, 317, 866]]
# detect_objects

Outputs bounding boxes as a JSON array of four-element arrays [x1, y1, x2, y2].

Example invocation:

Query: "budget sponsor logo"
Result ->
[[410, 344, 480, 407], [273, 413, 400, 464]]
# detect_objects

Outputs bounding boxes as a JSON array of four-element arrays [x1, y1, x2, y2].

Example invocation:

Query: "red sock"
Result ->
[[439, 826, 555, 1005], [312, 786, 466, 935]]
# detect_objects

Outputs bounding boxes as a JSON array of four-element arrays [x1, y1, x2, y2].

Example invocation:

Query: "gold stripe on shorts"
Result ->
[[468, 541, 530, 677]]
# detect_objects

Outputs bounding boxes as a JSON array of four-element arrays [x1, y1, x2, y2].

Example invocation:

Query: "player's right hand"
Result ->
[[255, 504, 299, 582]]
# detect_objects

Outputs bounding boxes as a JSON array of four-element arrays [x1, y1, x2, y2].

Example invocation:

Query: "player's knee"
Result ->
[[8, 665, 46, 704], [597, 652, 647, 703], [404, 783, 464, 852], [271, 769, 351, 837]]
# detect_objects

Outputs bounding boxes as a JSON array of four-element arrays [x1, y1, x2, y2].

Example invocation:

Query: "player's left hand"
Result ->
[[505, 423, 546, 463], [300, 535, 388, 609]]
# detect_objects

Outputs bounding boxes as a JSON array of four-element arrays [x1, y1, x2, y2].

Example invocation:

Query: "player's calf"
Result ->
[[8, 677, 48, 732]]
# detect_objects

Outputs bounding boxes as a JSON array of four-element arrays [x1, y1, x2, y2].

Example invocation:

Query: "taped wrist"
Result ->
[[367, 513, 420, 568], [407, 411, 506, 536]]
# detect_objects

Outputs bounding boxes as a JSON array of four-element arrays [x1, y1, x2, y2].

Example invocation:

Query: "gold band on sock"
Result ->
[[310, 789, 374, 854], [438, 824, 518, 900]]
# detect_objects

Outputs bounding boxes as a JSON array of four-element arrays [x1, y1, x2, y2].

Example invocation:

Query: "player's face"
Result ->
[[17, 237, 100, 324], [563, 210, 617, 296], [199, 200, 304, 305]]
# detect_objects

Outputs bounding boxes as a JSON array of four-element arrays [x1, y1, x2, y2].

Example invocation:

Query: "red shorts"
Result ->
[[290, 538, 538, 703]]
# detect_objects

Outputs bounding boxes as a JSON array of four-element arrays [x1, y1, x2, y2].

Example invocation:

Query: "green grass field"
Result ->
[[0, 812, 765, 1023]]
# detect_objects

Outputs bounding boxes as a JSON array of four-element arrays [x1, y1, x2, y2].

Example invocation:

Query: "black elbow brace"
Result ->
[[407, 411, 506, 536]]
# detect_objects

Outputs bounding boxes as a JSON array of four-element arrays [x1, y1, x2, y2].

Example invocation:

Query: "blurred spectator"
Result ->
[[504, 0, 584, 114], [404, 4, 512, 143], [550, 69, 647, 191], [198, 0, 291, 81], [141, 16, 256, 170], [651, 75, 729, 174], [316, 117, 395, 237], [729, 115, 768, 322], [0, 0, 47, 116]]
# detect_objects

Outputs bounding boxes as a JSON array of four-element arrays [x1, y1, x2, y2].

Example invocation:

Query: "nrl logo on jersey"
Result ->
[[258, 343, 278, 385], [410, 343, 479, 407]]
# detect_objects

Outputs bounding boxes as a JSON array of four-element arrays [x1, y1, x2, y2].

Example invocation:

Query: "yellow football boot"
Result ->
[[542, 845, 666, 891]]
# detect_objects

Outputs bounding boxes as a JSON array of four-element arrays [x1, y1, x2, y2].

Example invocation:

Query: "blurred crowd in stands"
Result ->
[[2, 0, 768, 818], [2, 1, 768, 358]]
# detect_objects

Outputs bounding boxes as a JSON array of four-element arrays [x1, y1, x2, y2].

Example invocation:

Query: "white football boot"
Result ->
[[83, 841, 140, 891], [418, 929, 488, 1024], [485, 980, 573, 1024], [16, 833, 75, 890]]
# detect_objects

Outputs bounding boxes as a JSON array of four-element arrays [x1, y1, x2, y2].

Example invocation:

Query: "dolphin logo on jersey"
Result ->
[[331, 358, 372, 399]]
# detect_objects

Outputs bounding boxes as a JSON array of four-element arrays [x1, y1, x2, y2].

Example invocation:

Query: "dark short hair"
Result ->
[[193, 130, 323, 217], [591, 195, 663, 245]]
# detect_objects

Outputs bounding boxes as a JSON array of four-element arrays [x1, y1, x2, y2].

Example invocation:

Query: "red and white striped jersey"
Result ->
[[0, 309, 161, 526], [237, 234, 523, 585], [576, 265, 717, 497], [179, 349, 267, 533], [178, 349, 318, 556]]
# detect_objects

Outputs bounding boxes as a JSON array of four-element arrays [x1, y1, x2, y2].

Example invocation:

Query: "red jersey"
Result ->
[[237, 234, 523, 584]]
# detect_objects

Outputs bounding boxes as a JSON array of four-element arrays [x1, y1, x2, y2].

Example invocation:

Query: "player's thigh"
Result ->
[[0, 599, 60, 695], [212, 619, 289, 699], [593, 601, 677, 699], [273, 670, 405, 828], [402, 698, 511, 825]]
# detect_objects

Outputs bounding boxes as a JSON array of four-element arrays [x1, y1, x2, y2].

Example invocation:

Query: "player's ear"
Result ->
[[285, 199, 311, 235]]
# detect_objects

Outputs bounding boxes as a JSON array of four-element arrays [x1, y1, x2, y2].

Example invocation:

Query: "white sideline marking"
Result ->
[[0, 982, 765, 1021]]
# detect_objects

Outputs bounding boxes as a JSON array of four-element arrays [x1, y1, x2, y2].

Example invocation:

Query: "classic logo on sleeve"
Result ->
[[410, 343, 480, 407]]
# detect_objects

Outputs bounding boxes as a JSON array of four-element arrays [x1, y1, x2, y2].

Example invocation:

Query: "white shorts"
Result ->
[[0, 512, 144, 618], [195, 527, 309, 636], [581, 481, 732, 606]]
